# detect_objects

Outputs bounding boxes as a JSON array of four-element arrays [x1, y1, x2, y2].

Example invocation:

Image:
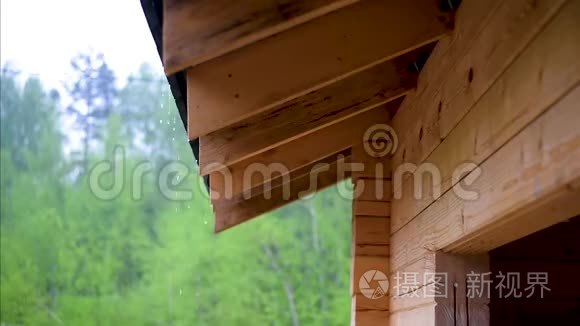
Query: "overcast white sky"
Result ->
[[1, 0, 163, 88]]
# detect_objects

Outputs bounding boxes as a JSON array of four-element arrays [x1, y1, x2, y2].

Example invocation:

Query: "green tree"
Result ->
[[65, 52, 118, 174], [1, 60, 352, 326]]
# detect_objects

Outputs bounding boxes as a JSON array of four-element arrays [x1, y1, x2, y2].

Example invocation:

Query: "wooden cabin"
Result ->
[[141, 0, 580, 324]]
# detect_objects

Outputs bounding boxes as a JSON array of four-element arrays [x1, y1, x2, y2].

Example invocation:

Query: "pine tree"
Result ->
[[65, 52, 118, 174]]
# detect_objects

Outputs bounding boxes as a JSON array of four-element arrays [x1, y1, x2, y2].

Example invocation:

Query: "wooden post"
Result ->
[[435, 253, 490, 326], [350, 141, 392, 325]]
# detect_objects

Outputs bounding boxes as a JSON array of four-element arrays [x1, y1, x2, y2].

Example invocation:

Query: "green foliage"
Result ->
[[0, 63, 352, 325]]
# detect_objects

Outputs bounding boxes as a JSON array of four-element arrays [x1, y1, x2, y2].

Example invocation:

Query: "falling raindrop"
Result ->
[[204, 221, 208, 225]]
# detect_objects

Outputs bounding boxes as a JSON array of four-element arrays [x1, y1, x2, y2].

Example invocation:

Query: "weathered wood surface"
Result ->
[[211, 149, 349, 203], [354, 216, 390, 246], [213, 156, 349, 232], [351, 142, 392, 325], [186, 0, 450, 138], [392, 84, 580, 283], [435, 253, 490, 326], [352, 309, 389, 325], [390, 0, 580, 322], [391, 0, 570, 233], [391, 304, 436, 326], [198, 64, 410, 172], [208, 105, 392, 198], [389, 84, 580, 319], [163, 0, 358, 74], [355, 179, 392, 202]]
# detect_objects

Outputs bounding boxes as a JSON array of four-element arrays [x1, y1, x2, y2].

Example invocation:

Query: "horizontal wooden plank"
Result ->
[[353, 216, 390, 245], [365, 0, 504, 158], [354, 201, 391, 217], [198, 63, 409, 171], [187, 0, 449, 138], [211, 149, 349, 202], [353, 293, 389, 311], [352, 309, 389, 325], [354, 178, 392, 201], [389, 253, 437, 313], [207, 105, 390, 195], [213, 157, 348, 232], [451, 188, 580, 255], [391, 85, 580, 275], [353, 244, 390, 257], [163, 0, 358, 74], [391, 0, 569, 232]]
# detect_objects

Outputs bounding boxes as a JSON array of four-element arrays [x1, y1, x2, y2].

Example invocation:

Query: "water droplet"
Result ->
[[204, 221, 208, 225]]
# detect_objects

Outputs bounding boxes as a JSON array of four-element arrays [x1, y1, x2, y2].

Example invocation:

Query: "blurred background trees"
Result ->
[[0, 54, 352, 325]]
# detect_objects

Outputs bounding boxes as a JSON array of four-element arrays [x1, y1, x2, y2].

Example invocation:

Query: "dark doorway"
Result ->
[[489, 215, 580, 325]]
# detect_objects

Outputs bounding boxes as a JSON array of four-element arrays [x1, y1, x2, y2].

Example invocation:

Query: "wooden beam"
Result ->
[[391, 84, 580, 284], [163, 0, 359, 74], [207, 105, 392, 197], [390, 0, 570, 232], [211, 149, 350, 203], [198, 61, 411, 172], [187, 0, 450, 138], [353, 244, 389, 258], [213, 156, 349, 232], [351, 142, 393, 325]]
